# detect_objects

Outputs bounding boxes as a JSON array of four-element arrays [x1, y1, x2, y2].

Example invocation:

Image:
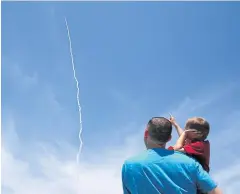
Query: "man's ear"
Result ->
[[144, 129, 148, 138], [144, 129, 148, 147]]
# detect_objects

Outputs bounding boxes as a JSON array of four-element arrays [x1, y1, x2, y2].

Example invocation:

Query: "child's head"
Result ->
[[185, 117, 210, 141]]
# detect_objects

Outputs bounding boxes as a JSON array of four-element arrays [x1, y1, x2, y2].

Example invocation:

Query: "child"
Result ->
[[169, 116, 211, 194]]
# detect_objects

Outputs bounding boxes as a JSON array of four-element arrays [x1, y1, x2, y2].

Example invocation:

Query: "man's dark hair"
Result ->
[[147, 117, 172, 144]]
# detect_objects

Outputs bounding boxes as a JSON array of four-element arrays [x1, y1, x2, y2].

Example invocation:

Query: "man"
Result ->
[[122, 117, 222, 194]]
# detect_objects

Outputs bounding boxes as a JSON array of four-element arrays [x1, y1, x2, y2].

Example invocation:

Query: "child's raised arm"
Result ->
[[172, 130, 187, 151], [172, 130, 199, 152], [169, 114, 184, 136]]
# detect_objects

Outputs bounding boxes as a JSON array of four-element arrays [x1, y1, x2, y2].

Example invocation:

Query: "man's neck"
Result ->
[[147, 142, 166, 149]]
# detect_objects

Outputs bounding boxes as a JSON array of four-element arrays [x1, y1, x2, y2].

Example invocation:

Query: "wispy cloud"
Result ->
[[213, 162, 240, 193], [2, 103, 240, 194], [2, 62, 240, 194], [1, 118, 133, 194], [2, 61, 74, 144], [2, 61, 38, 90]]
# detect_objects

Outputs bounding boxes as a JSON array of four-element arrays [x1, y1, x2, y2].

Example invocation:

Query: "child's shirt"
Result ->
[[168, 140, 210, 172]]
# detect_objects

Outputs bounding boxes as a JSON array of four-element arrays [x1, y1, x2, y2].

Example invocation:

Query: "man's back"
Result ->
[[122, 148, 217, 194]]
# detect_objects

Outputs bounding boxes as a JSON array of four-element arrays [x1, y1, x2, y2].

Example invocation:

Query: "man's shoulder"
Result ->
[[171, 151, 199, 163], [124, 150, 148, 165], [124, 148, 200, 161], [124, 149, 197, 164], [122, 149, 202, 179]]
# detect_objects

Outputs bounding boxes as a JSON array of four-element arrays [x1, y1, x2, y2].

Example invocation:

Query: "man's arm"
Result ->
[[122, 163, 131, 194], [208, 187, 222, 194], [195, 162, 221, 193]]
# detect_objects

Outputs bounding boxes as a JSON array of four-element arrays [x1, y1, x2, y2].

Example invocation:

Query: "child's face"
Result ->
[[185, 128, 201, 140], [187, 132, 196, 140]]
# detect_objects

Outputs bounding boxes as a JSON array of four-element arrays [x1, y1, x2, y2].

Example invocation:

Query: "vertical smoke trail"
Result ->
[[64, 17, 83, 165]]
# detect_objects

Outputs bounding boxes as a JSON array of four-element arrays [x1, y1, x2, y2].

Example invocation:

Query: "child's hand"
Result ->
[[169, 114, 176, 124], [169, 113, 184, 136]]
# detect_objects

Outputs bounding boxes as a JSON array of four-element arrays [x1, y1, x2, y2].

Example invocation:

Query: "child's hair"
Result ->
[[185, 117, 210, 141]]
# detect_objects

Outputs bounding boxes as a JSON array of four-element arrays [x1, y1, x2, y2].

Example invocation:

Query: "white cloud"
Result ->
[[2, 108, 240, 194], [2, 61, 61, 112], [1, 120, 140, 194], [167, 81, 236, 121], [2, 63, 240, 194], [2, 62, 38, 90], [213, 162, 240, 193]]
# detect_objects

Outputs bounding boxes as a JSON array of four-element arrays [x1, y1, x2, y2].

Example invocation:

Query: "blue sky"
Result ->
[[2, 2, 240, 194]]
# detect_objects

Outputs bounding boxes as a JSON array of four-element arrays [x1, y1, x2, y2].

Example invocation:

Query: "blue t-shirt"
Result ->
[[122, 148, 217, 194]]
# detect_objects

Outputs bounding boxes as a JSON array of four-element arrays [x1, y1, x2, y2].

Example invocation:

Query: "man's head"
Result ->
[[144, 117, 172, 149], [185, 117, 210, 141]]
